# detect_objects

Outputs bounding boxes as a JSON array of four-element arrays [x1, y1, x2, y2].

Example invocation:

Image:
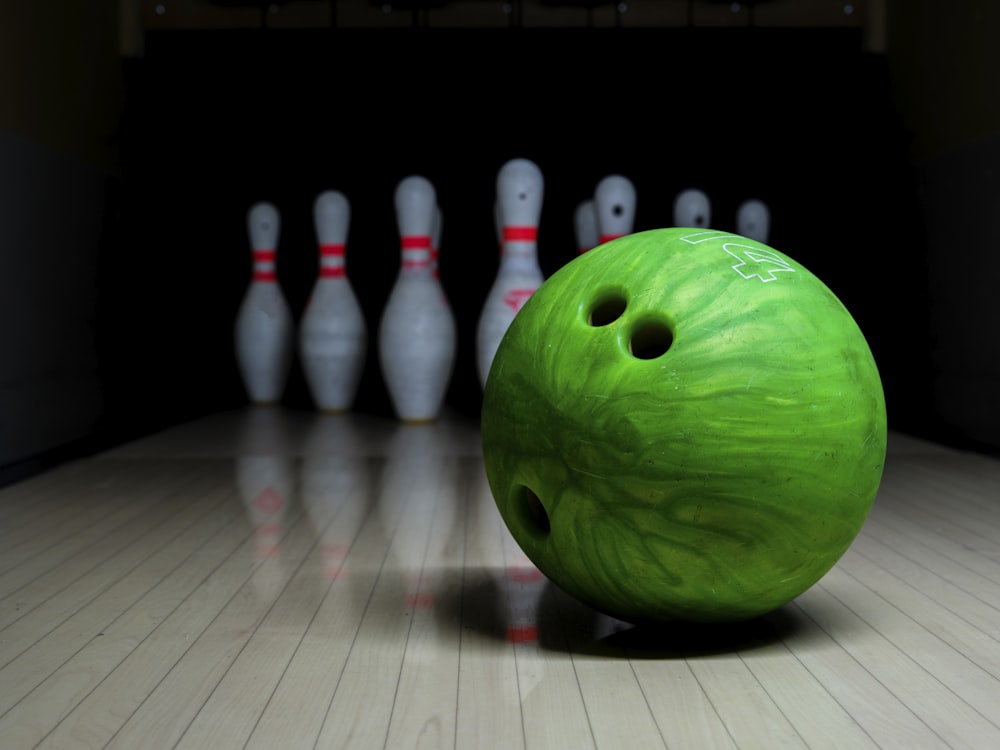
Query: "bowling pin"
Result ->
[[234, 201, 294, 405], [298, 190, 367, 414], [476, 158, 545, 389], [574, 199, 598, 255], [737, 198, 771, 244], [673, 188, 712, 228], [594, 174, 637, 245], [378, 175, 457, 423]]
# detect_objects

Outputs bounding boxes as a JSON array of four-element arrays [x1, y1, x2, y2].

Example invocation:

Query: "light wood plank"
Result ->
[[383, 457, 466, 750], [240, 458, 395, 750], [454, 461, 526, 750], [687, 653, 807, 748], [311, 450, 455, 749], [0, 464, 228, 649], [870, 486, 1000, 592], [0, 461, 213, 598], [497, 526, 596, 750], [827, 555, 1000, 729], [783, 592, 952, 749], [859, 513, 1000, 636], [172, 455, 374, 749], [0, 465, 246, 747], [850, 526, 1000, 646], [545, 590, 668, 750], [809, 568, 1000, 748], [735, 636, 881, 749], [100, 500, 312, 749]]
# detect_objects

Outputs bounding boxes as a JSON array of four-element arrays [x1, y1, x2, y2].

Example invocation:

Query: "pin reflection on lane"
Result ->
[[235, 454, 295, 560], [378, 421, 461, 614], [300, 415, 373, 583], [233, 404, 299, 561]]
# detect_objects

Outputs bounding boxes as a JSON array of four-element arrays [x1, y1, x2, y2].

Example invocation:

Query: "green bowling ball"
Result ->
[[481, 227, 886, 624]]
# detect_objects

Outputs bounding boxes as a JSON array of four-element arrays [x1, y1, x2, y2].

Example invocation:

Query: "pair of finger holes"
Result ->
[[587, 293, 673, 360]]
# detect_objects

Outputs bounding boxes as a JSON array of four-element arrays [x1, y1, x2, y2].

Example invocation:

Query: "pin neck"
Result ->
[[502, 226, 538, 256], [319, 243, 347, 278], [319, 242, 345, 256], [252, 249, 278, 282], [401, 234, 432, 273], [499, 252, 539, 275], [500, 224, 539, 271]]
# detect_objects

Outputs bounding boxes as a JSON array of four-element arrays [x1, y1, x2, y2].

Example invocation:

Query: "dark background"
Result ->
[[96, 26, 934, 442]]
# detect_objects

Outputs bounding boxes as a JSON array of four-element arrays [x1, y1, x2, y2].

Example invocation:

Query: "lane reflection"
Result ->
[[235, 455, 296, 560], [299, 413, 377, 584], [227, 408, 632, 652], [377, 421, 461, 614], [469, 459, 546, 647], [232, 407, 297, 562]]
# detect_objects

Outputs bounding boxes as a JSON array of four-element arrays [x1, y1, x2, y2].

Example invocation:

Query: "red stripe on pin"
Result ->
[[319, 267, 346, 278], [401, 235, 432, 249], [502, 288, 534, 312], [253, 249, 277, 262], [504, 226, 537, 242], [253, 270, 278, 282], [600, 234, 622, 244], [319, 243, 346, 256]]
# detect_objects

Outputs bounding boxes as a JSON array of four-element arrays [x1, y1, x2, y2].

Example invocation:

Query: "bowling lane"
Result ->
[[0, 409, 999, 749]]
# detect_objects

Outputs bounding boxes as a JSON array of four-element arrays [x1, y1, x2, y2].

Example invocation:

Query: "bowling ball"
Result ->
[[481, 228, 886, 624]]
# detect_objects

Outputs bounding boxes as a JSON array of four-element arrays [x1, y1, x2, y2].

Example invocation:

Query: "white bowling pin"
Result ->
[[737, 198, 771, 244], [298, 190, 367, 414], [673, 188, 712, 228], [476, 158, 545, 389], [234, 201, 294, 405], [574, 199, 598, 255], [594, 174, 637, 246], [378, 175, 457, 423]]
